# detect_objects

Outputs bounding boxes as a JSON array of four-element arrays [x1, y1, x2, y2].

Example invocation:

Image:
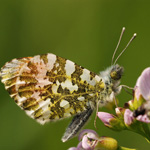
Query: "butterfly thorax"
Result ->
[[95, 64, 124, 107]]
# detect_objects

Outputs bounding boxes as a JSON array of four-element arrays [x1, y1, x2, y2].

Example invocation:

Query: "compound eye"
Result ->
[[110, 65, 124, 80], [110, 71, 120, 80], [111, 68, 123, 80]]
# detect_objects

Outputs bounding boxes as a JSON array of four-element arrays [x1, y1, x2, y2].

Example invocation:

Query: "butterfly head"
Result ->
[[100, 64, 123, 83], [99, 64, 124, 104], [109, 64, 124, 93], [110, 64, 124, 81]]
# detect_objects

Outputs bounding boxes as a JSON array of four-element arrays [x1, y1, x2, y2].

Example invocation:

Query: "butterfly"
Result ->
[[0, 27, 136, 142]]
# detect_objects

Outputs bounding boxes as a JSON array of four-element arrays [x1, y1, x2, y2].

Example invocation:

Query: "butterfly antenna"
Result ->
[[114, 33, 137, 65], [111, 27, 126, 65]]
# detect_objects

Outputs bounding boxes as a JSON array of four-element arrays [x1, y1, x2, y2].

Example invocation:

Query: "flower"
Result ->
[[115, 107, 125, 117], [123, 68, 150, 124], [136, 68, 150, 101], [136, 114, 150, 123], [68, 129, 119, 150], [79, 129, 99, 150], [133, 101, 150, 123], [98, 110, 126, 131], [68, 129, 99, 150], [97, 112, 115, 126], [124, 109, 134, 125], [133, 68, 150, 122]]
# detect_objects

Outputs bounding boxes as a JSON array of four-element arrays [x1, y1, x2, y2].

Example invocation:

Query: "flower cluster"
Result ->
[[68, 67, 150, 150], [126, 67, 150, 124], [69, 129, 135, 150], [98, 67, 150, 142]]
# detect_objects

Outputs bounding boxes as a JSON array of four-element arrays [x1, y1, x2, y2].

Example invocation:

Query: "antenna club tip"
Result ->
[[134, 33, 137, 37], [123, 27, 125, 30]]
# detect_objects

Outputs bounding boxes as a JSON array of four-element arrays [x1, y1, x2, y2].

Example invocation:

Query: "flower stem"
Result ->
[[141, 123, 150, 142], [117, 146, 136, 150]]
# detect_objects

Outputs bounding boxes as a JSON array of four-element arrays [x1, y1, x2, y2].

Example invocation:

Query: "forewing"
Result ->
[[0, 53, 101, 124]]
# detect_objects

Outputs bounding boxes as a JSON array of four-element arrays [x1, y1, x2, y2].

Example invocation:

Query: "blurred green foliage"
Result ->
[[0, 0, 150, 150]]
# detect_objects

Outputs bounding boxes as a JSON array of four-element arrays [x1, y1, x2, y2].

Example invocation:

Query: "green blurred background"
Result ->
[[0, 0, 150, 149]]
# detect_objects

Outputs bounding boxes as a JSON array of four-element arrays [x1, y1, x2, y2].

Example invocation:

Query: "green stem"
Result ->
[[117, 146, 136, 150], [141, 123, 150, 142]]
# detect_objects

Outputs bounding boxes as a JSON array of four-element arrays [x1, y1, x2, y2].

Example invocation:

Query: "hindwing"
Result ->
[[0, 53, 102, 124]]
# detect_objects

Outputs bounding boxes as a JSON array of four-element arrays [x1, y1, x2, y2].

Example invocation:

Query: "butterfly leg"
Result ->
[[121, 85, 133, 96], [61, 106, 93, 142]]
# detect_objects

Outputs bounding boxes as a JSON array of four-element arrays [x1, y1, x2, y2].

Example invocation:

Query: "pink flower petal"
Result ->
[[78, 129, 98, 141], [87, 132, 99, 140], [124, 109, 134, 125], [97, 112, 114, 125], [134, 86, 141, 100], [138, 68, 150, 101], [68, 142, 84, 150], [136, 114, 150, 123], [77, 142, 84, 150], [82, 135, 93, 150], [136, 76, 141, 87], [115, 107, 125, 115], [68, 147, 78, 150]]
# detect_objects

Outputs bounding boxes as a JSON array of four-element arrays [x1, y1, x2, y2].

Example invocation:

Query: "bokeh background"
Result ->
[[0, 0, 150, 150]]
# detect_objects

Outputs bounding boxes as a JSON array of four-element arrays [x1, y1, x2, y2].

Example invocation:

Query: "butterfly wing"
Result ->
[[0, 53, 101, 124]]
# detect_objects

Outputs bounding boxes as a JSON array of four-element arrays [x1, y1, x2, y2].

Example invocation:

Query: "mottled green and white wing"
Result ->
[[0, 53, 102, 124]]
